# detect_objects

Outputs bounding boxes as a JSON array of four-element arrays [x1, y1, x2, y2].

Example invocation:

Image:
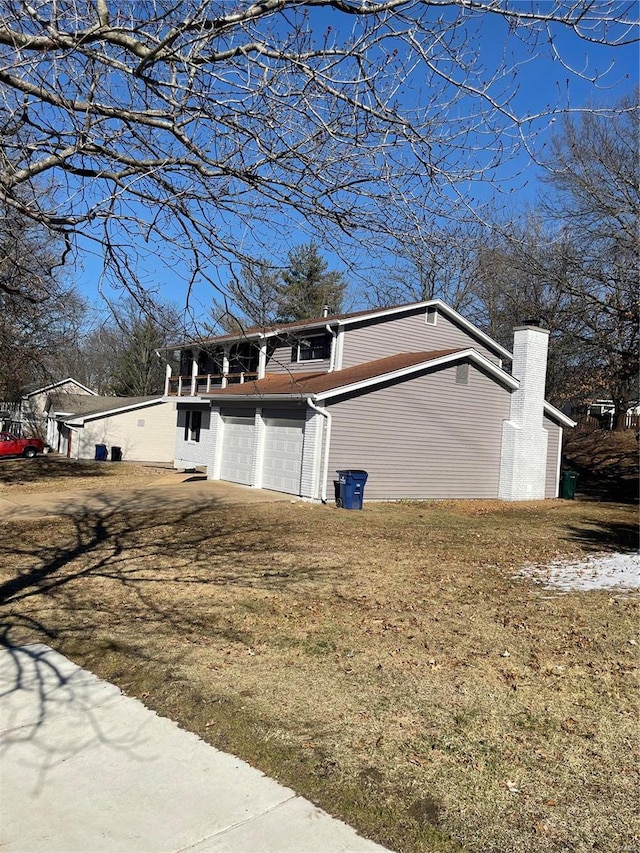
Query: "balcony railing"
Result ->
[[167, 373, 259, 396]]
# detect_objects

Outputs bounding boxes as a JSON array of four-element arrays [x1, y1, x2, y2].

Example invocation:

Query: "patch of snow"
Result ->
[[518, 552, 640, 593]]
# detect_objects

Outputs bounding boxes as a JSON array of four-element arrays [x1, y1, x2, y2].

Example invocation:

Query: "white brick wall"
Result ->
[[499, 327, 550, 501], [251, 408, 265, 488], [207, 406, 223, 480]]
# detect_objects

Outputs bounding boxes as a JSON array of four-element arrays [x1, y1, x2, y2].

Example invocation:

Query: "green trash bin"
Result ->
[[561, 470, 579, 499]]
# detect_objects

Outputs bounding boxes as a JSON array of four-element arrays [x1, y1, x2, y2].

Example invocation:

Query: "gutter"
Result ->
[[65, 397, 166, 426], [200, 392, 311, 402], [306, 397, 332, 504]]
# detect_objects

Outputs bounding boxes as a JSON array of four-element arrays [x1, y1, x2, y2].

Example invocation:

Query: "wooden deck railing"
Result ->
[[166, 373, 259, 396]]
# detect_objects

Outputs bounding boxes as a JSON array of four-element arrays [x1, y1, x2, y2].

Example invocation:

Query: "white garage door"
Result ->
[[262, 418, 305, 495], [220, 416, 255, 485]]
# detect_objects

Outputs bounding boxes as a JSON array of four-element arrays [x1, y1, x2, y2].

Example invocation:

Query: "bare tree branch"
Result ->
[[0, 1, 636, 303]]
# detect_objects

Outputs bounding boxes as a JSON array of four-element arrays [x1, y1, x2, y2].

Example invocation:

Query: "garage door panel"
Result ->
[[262, 418, 304, 495], [220, 416, 254, 485]]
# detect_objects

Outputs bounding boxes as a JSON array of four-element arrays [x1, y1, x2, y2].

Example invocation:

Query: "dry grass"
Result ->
[[564, 427, 639, 503], [0, 455, 174, 494], [1, 498, 638, 853]]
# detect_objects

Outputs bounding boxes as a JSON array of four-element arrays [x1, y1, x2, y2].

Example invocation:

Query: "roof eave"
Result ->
[[24, 378, 98, 398], [203, 392, 315, 402], [314, 349, 518, 401], [161, 300, 512, 360], [198, 350, 517, 403], [65, 397, 166, 424], [543, 402, 577, 428]]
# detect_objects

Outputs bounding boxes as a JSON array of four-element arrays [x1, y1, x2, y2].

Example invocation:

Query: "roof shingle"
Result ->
[[48, 393, 162, 418], [166, 301, 429, 349], [206, 349, 464, 398]]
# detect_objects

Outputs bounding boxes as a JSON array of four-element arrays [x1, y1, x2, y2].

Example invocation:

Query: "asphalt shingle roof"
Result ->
[[166, 302, 426, 349], [48, 394, 162, 418], [206, 349, 464, 398]]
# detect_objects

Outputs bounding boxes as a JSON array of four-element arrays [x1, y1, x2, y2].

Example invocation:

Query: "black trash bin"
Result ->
[[110, 446, 122, 462], [95, 444, 107, 461], [336, 470, 368, 510], [561, 470, 579, 499]]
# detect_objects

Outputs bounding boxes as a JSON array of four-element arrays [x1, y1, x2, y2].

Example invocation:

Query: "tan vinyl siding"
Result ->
[[76, 402, 176, 462], [341, 309, 502, 369], [300, 407, 322, 499], [327, 362, 511, 499], [27, 380, 93, 418], [543, 415, 561, 498], [265, 339, 330, 375]]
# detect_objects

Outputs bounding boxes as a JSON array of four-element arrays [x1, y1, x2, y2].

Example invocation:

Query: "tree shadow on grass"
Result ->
[[0, 456, 123, 487], [0, 495, 340, 758], [563, 518, 639, 553], [564, 428, 639, 504]]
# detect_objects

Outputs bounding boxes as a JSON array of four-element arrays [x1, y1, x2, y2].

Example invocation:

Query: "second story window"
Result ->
[[293, 333, 332, 362]]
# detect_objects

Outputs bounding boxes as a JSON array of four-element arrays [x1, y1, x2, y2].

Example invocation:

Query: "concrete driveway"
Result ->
[[0, 644, 389, 852], [0, 473, 299, 521]]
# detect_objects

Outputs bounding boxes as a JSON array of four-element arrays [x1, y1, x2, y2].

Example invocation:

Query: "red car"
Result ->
[[0, 432, 46, 458]]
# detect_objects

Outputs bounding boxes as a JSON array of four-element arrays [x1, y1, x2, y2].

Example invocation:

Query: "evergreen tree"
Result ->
[[276, 243, 346, 322]]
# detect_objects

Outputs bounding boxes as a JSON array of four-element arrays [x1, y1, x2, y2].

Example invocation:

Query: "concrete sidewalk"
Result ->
[[0, 645, 390, 853], [0, 476, 298, 521]]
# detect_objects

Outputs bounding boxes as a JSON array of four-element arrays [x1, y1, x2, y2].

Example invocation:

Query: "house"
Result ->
[[586, 399, 639, 431], [46, 393, 176, 463], [162, 300, 575, 501], [1, 378, 97, 437]]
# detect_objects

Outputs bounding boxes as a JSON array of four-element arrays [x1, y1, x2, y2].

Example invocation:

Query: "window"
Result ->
[[292, 333, 332, 362], [425, 307, 438, 325], [184, 409, 202, 442]]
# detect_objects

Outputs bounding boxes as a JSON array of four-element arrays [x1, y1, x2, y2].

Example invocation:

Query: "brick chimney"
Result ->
[[499, 325, 550, 501]]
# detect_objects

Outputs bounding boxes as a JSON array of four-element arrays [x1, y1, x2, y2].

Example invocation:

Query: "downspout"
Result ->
[[257, 334, 267, 379], [306, 397, 332, 504], [325, 324, 337, 373]]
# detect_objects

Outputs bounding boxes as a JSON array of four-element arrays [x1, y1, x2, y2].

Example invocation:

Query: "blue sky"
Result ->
[[71, 8, 638, 322]]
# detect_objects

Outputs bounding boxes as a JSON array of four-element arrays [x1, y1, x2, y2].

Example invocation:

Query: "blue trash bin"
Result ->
[[336, 470, 368, 510], [95, 444, 107, 461]]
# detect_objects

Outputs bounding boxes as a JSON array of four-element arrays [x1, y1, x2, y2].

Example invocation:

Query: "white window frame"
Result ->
[[293, 333, 331, 363]]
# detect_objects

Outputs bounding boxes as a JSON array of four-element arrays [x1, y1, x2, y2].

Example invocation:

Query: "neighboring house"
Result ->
[[162, 299, 575, 501], [0, 378, 96, 437], [0, 401, 22, 434], [46, 393, 176, 463], [586, 399, 639, 431]]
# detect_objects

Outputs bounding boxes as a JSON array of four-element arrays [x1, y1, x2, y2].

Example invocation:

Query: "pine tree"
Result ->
[[276, 243, 346, 322]]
